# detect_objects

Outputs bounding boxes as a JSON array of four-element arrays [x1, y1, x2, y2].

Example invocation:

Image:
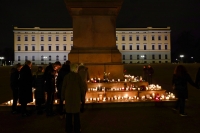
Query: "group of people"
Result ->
[[10, 60, 90, 133], [143, 64, 154, 84]]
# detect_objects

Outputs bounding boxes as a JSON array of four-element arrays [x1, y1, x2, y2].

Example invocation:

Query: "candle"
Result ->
[[125, 79, 127, 82], [118, 79, 120, 82], [55, 100, 57, 104]]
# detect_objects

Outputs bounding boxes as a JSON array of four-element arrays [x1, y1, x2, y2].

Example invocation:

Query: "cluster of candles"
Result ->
[[124, 75, 143, 82], [146, 84, 162, 90], [88, 84, 162, 92], [86, 92, 176, 102]]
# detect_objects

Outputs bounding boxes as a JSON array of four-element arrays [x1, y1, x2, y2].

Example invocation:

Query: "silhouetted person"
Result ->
[[143, 65, 148, 82], [56, 60, 71, 118], [33, 66, 45, 115], [44, 61, 61, 116], [147, 65, 154, 84], [10, 63, 22, 114], [18, 60, 33, 117], [172, 65, 198, 116], [62, 63, 85, 133]]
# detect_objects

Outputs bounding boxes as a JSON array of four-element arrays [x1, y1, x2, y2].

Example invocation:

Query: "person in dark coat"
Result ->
[[147, 65, 154, 84], [10, 63, 22, 114], [32, 66, 45, 115], [56, 60, 70, 117], [62, 63, 85, 133], [172, 65, 198, 116], [142, 65, 148, 82], [44, 61, 61, 116], [18, 60, 33, 116]]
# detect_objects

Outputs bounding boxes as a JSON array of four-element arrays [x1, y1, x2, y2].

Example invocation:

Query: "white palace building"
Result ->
[[13, 27, 171, 65]]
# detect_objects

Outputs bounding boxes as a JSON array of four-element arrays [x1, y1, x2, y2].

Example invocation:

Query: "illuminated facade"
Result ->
[[13, 27, 171, 64]]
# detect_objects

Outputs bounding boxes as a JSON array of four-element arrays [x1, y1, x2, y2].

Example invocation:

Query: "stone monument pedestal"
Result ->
[[65, 0, 124, 79]]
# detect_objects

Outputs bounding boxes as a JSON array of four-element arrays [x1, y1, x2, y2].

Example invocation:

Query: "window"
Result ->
[[158, 36, 161, 40], [158, 45, 161, 50], [17, 36, 21, 41], [159, 54, 161, 59], [49, 56, 51, 61], [122, 55, 125, 60], [56, 46, 59, 51], [137, 55, 139, 60], [18, 45, 21, 51], [48, 36, 51, 41], [165, 45, 167, 50], [144, 45, 146, 50], [116, 44, 118, 49], [116, 36, 118, 41], [165, 36, 168, 40], [71, 45, 73, 50], [144, 55, 147, 60], [152, 54, 155, 59], [129, 36, 132, 41], [25, 56, 28, 61], [41, 36, 44, 41], [56, 36, 59, 41], [152, 45, 155, 50], [48, 46, 51, 51], [56, 55, 59, 61], [137, 45, 139, 50], [18, 56, 20, 61], [152, 36, 155, 41], [122, 45, 125, 50], [122, 36, 125, 41], [63, 36, 66, 41], [136, 36, 139, 41], [32, 45, 35, 51], [32, 36, 35, 41], [129, 45, 132, 50], [71, 36, 73, 41], [41, 56, 44, 61], [64, 55, 66, 61], [143, 36, 146, 41], [41, 45, 44, 51], [130, 55, 132, 60], [165, 54, 168, 59], [25, 46, 28, 51], [25, 36, 28, 41], [32, 56, 35, 61], [63, 45, 66, 51]]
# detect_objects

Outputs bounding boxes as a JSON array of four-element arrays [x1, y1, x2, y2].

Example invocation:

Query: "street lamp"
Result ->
[[180, 55, 184, 63], [43, 56, 47, 64], [141, 55, 144, 63], [0, 57, 4, 66]]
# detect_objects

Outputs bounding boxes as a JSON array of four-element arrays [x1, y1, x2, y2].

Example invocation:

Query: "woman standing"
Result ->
[[172, 65, 197, 116]]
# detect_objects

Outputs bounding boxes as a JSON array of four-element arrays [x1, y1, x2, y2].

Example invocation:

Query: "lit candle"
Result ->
[[55, 100, 57, 104], [125, 79, 127, 82], [118, 79, 120, 82]]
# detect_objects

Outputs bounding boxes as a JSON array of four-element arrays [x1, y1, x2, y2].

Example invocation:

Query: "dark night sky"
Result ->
[[1, 0, 200, 50]]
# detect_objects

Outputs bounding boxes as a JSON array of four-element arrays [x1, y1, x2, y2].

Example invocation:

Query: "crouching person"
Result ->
[[62, 63, 85, 133]]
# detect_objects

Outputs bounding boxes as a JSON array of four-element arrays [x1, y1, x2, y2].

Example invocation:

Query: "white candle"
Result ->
[[55, 100, 57, 104], [118, 79, 120, 82]]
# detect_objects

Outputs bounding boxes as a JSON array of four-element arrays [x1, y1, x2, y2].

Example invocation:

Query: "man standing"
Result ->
[[44, 61, 61, 116], [18, 60, 32, 116], [62, 63, 85, 133]]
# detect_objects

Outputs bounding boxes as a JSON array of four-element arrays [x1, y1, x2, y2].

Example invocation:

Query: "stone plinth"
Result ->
[[64, 0, 124, 79]]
